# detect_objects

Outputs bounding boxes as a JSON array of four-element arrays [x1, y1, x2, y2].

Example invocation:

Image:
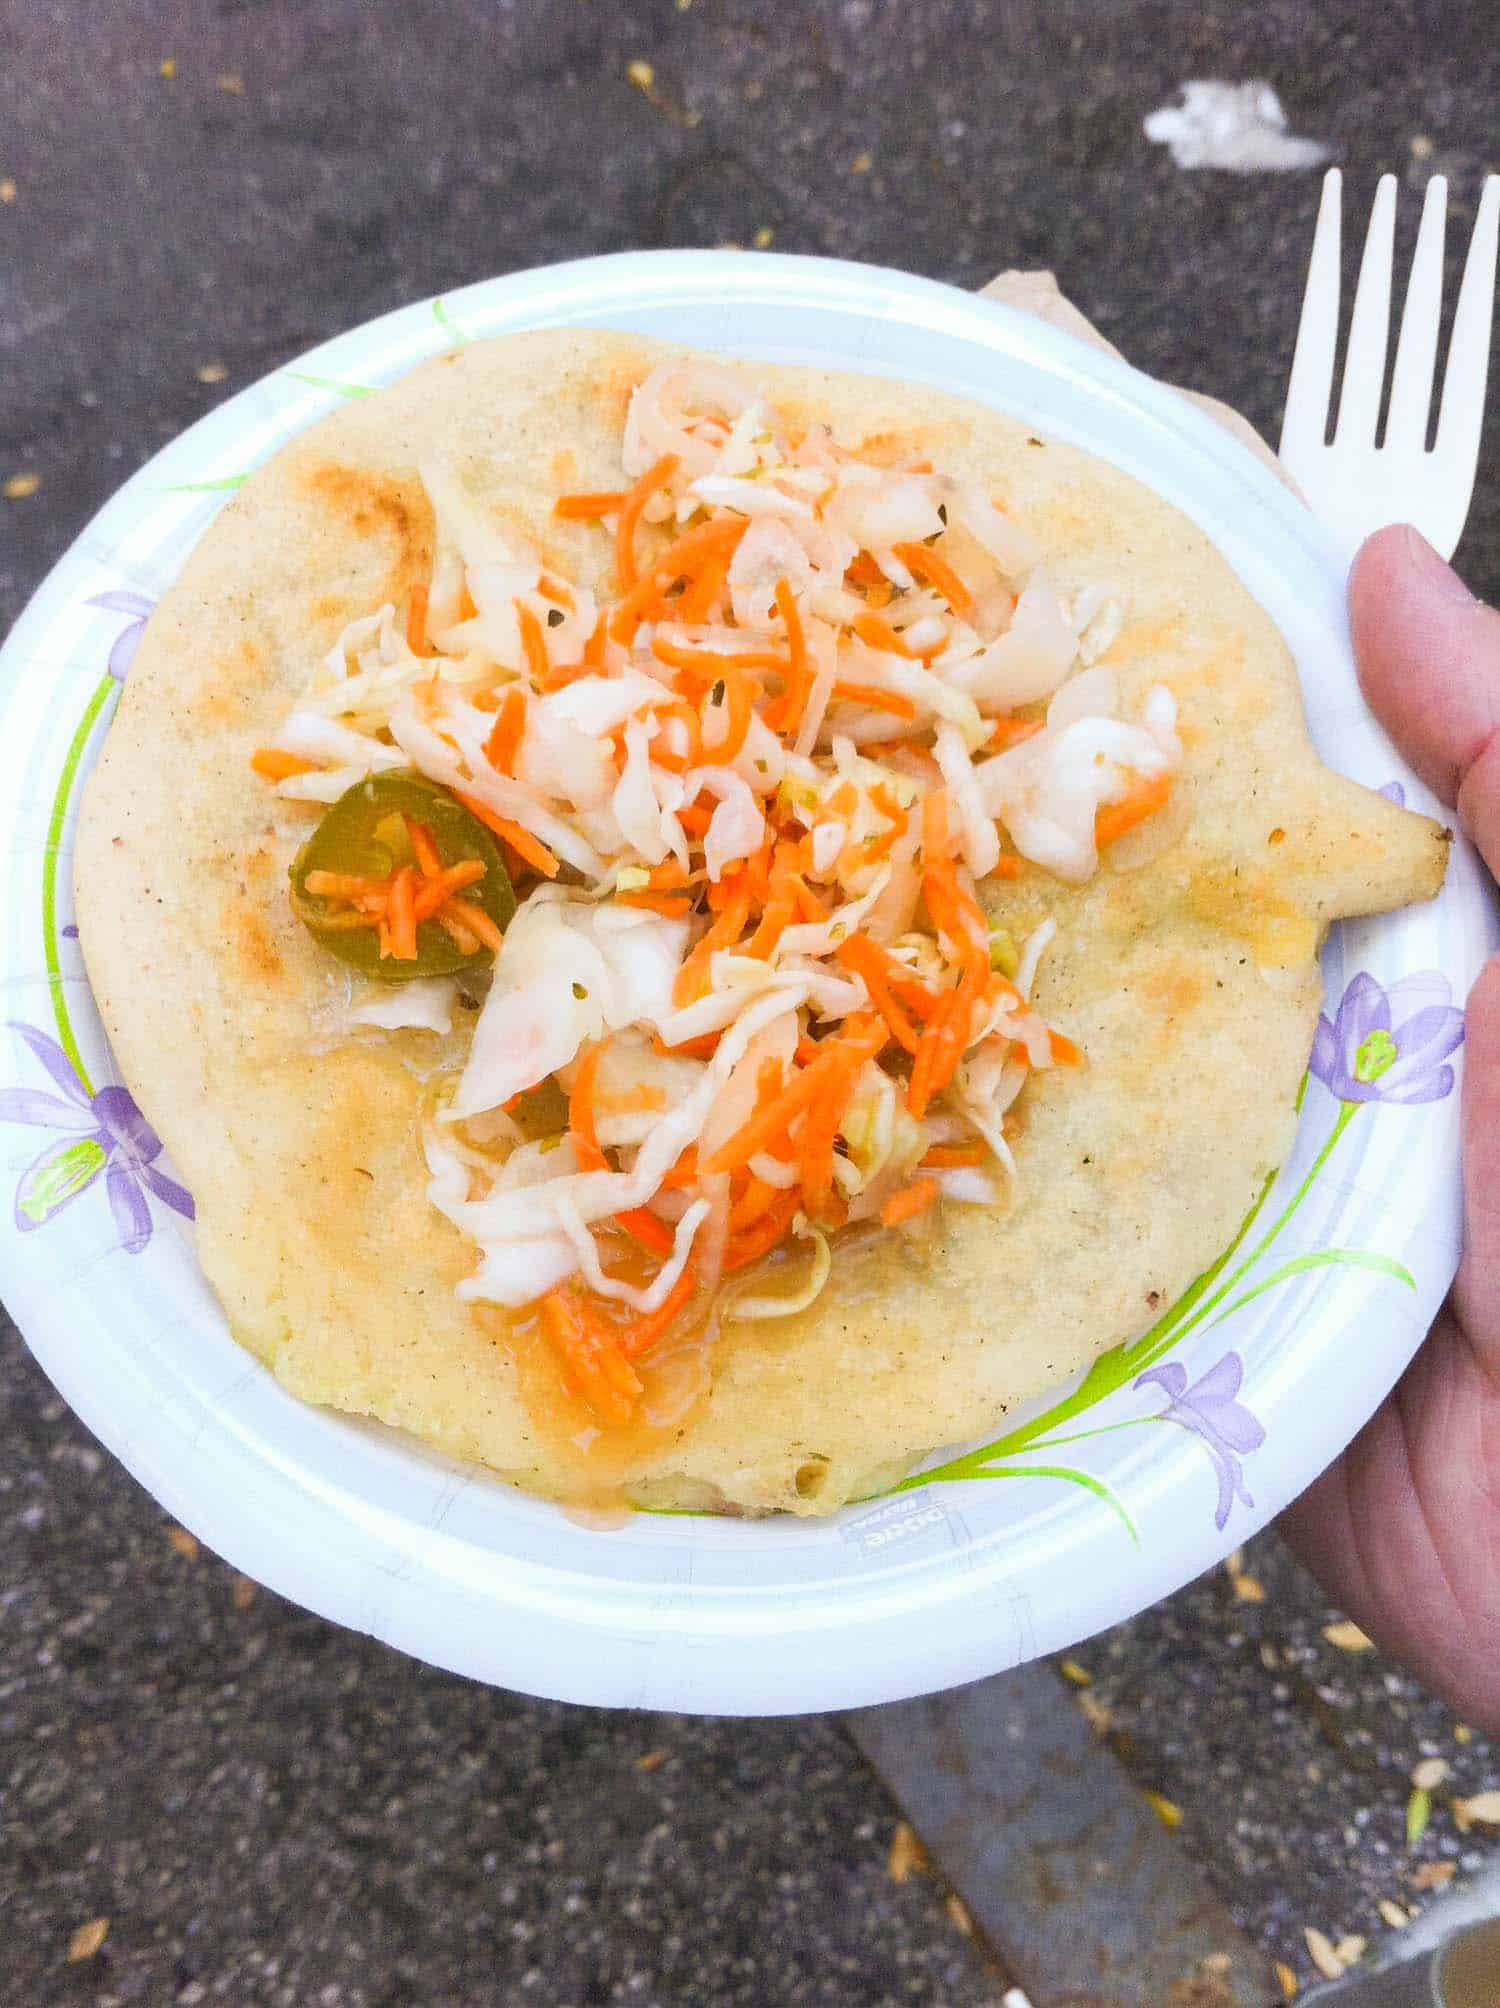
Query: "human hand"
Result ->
[[1282, 525, 1500, 1733]]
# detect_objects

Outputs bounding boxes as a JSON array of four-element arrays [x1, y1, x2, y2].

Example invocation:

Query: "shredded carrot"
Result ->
[[922, 789, 952, 861], [769, 577, 810, 733], [484, 685, 527, 774], [568, 1045, 607, 1172], [906, 956, 988, 1117], [539, 1290, 641, 1425], [798, 1058, 861, 1219], [881, 1177, 939, 1227], [403, 816, 444, 879], [704, 1014, 886, 1176], [845, 552, 886, 588], [653, 1028, 721, 1060], [439, 895, 502, 952], [864, 581, 894, 610], [617, 1263, 697, 1359], [722, 1188, 802, 1272], [831, 682, 917, 721], [728, 1175, 779, 1234], [853, 609, 922, 659], [754, 1053, 786, 1108], [617, 890, 693, 917], [922, 858, 986, 963], [515, 602, 551, 688], [672, 891, 751, 1005], [412, 859, 486, 921], [250, 748, 318, 782], [386, 866, 419, 960], [553, 489, 627, 519], [615, 453, 680, 592], [1095, 774, 1171, 848], [990, 849, 1023, 879], [608, 516, 747, 642], [303, 870, 391, 901], [652, 635, 787, 676], [453, 791, 561, 879], [985, 715, 1044, 750], [436, 908, 482, 955], [746, 895, 793, 960], [715, 666, 758, 763], [406, 582, 429, 655], [677, 550, 728, 624], [537, 575, 575, 609], [1049, 1029, 1084, 1067], [920, 1142, 987, 1168], [596, 1084, 668, 1115], [651, 700, 702, 769], [791, 877, 828, 922], [657, 1145, 700, 1187], [892, 540, 973, 615], [616, 1206, 675, 1257], [834, 935, 920, 1054]]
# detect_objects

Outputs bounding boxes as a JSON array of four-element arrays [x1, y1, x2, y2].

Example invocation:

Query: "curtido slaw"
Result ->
[[252, 360, 1182, 1426]]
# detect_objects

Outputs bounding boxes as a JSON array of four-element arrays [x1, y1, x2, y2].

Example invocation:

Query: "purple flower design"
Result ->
[[1378, 780, 1407, 807], [0, 1023, 192, 1251], [1136, 1353, 1265, 1530], [87, 590, 155, 681], [1311, 971, 1464, 1106]]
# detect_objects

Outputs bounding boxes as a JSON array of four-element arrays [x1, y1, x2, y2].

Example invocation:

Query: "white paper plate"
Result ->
[[1, 252, 1492, 1714]]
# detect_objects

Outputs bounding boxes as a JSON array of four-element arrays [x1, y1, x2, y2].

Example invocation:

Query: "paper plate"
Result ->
[[1, 253, 1491, 1714]]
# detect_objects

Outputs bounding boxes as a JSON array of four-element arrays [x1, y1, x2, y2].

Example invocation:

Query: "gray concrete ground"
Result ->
[[3, 3, 1500, 2002]]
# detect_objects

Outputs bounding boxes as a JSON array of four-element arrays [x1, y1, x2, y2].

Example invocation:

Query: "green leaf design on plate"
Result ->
[[432, 297, 472, 344], [287, 370, 377, 399], [1206, 1247, 1415, 1329], [43, 671, 117, 1089], [167, 474, 249, 493], [18, 1137, 107, 1224], [898, 1459, 1138, 1542]]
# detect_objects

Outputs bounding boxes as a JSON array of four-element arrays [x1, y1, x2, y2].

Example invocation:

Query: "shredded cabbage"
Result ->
[[255, 354, 1183, 1409]]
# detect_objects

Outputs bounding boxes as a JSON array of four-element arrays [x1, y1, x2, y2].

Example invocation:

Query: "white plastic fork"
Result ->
[[1279, 166, 1500, 562]]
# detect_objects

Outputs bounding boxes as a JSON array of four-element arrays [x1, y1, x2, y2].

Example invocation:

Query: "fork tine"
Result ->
[[1433, 175, 1500, 483], [1280, 168, 1343, 460], [1334, 174, 1398, 445], [1384, 177, 1448, 453]]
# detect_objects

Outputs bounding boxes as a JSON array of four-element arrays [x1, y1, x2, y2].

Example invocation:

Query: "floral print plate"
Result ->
[[0, 253, 1492, 1713]]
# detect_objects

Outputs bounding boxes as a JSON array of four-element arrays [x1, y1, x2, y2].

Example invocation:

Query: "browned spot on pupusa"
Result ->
[[185, 637, 265, 729], [239, 843, 282, 897], [1138, 957, 1209, 1027], [301, 462, 435, 606], [1187, 864, 1317, 966], [591, 359, 644, 434], [227, 900, 287, 986], [1104, 613, 1188, 669]]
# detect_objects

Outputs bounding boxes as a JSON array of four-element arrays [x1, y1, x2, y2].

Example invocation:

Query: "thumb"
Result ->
[[1352, 530, 1500, 1350], [1349, 526, 1500, 875]]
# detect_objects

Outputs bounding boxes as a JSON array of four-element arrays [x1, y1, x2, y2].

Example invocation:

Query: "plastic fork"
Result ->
[[1279, 166, 1500, 562]]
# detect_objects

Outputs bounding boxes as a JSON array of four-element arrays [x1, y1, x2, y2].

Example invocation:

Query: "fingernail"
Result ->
[[1401, 524, 1477, 605]]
